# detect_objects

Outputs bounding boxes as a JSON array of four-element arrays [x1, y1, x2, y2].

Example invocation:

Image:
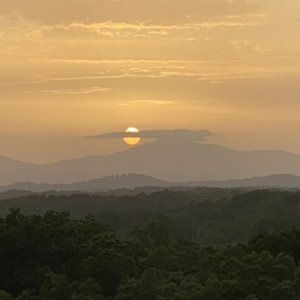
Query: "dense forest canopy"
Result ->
[[1, 209, 300, 299], [1, 189, 300, 298], [1, 189, 300, 244]]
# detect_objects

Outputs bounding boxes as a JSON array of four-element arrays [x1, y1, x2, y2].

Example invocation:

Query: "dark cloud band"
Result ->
[[90, 129, 212, 142]]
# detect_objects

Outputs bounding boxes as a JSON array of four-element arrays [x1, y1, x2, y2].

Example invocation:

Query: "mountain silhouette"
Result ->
[[187, 174, 300, 189], [45, 141, 300, 181], [1, 141, 300, 184], [0, 174, 167, 193], [0, 156, 98, 185], [2, 174, 300, 193]]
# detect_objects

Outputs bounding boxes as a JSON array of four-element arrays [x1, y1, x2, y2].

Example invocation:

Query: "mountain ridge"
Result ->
[[1, 173, 300, 193], [1, 141, 300, 184]]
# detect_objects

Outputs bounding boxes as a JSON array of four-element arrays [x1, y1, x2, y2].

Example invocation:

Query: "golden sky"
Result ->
[[1, 0, 300, 162]]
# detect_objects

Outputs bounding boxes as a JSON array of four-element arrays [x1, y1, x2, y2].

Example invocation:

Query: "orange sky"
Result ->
[[0, 0, 300, 162]]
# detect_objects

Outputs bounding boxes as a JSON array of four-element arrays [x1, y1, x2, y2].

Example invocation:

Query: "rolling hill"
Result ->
[[1, 141, 300, 185], [1, 174, 300, 193]]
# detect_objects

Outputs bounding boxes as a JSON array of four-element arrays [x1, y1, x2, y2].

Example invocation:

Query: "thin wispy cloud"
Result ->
[[117, 100, 190, 106], [0, 0, 263, 25], [20, 87, 112, 95], [91, 129, 213, 142]]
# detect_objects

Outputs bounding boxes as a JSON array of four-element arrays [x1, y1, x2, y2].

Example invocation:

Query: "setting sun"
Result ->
[[123, 127, 141, 146]]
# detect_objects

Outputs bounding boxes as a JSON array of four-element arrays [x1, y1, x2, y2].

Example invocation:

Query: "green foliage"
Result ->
[[3, 189, 300, 246], [39, 273, 72, 300], [0, 290, 14, 300], [3, 190, 300, 298]]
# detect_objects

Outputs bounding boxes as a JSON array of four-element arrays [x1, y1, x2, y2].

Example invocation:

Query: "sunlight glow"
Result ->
[[123, 127, 141, 146]]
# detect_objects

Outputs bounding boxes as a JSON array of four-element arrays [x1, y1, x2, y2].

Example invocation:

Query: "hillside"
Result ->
[[1, 141, 300, 184], [1, 174, 300, 193]]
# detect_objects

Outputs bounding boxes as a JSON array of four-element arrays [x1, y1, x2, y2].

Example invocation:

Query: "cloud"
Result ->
[[21, 86, 112, 95], [117, 100, 189, 106], [91, 129, 213, 142], [0, 0, 262, 25]]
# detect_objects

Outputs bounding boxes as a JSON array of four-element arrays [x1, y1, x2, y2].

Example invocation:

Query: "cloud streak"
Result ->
[[20, 87, 112, 95], [0, 0, 263, 25], [91, 129, 213, 142]]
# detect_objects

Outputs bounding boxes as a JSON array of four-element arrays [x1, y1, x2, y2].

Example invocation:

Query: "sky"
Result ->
[[0, 0, 300, 163]]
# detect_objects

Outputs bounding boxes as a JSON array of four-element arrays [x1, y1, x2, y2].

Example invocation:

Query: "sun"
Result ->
[[123, 127, 141, 146]]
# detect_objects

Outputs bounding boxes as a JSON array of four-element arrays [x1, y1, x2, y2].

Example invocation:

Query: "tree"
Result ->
[[0, 290, 14, 300], [39, 273, 73, 300]]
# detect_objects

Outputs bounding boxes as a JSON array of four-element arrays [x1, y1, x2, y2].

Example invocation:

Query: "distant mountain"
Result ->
[[0, 156, 103, 185], [44, 142, 300, 181], [0, 174, 169, 193], [1, 141, 300, 184], [189, 174, 300, 189], [1, 174, 300, 194]]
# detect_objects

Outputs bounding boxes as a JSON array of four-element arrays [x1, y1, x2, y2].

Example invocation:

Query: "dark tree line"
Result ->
[[2, 189, 300, 245], [1, 209, 300, 299]]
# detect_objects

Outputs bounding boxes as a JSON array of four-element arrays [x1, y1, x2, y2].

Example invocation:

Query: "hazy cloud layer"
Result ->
[[0, 0, 261, 24], [92, 129, 213, 142]]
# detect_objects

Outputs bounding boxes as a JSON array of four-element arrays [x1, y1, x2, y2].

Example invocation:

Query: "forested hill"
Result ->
[[1, 209, 300, 299], [1, 189, 300, 245]]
